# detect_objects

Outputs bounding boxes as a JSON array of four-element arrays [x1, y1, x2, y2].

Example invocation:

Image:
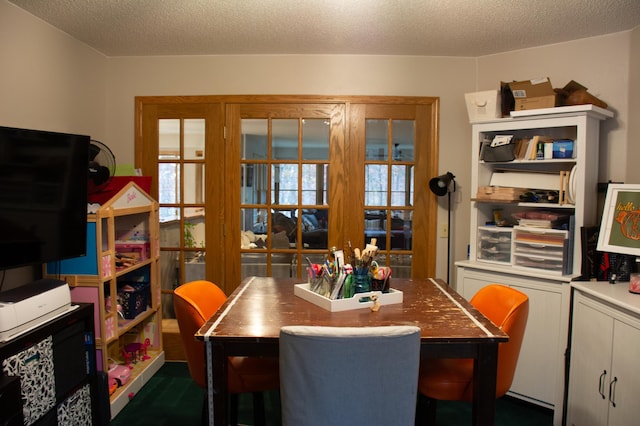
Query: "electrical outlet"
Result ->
[[439, 223, 448, 238]]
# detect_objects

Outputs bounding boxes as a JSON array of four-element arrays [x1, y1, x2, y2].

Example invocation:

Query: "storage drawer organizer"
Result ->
[[512, 226, 569, 275], [477, 226, 513, 264]]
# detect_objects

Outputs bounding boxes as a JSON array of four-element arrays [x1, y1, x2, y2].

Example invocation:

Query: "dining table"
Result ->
[[196, 276, 508, 426]]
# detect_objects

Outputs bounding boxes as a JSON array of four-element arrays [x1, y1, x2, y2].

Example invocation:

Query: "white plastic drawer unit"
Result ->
[[512, 226, 569, 274], [477, 226, 513, 265]]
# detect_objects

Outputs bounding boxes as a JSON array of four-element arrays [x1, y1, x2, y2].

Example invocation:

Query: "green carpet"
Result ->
[[111, 362, 553, 425]]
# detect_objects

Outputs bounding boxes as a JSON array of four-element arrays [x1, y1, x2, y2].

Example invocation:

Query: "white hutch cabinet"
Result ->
[[455, 105, 613, 426]]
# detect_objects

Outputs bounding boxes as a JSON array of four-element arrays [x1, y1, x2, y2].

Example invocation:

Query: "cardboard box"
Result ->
[[509, 78, 559, 111], [464, 90, 502, 122]]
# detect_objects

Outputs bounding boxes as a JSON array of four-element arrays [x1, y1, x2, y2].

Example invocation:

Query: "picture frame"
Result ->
[[597, 183, 640, 257]]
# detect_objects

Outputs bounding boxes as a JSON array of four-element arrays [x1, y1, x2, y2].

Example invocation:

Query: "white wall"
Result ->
[[628, 26, 640, 184], [0, 1, 107, 137], [1, 0, 638, 286], [0, 1, 108, 289]]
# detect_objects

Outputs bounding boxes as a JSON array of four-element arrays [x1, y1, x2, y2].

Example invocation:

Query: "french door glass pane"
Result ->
[[391, 164, 413, 207], [272, 164, 298, 205], [241, 119, 267, 160], [241, 208, 268, 237], [183, 119, 205, 160], [390, 209, 412, 251], [302, 119, 329, 160], [272, 208, 297, 246], [158, 163, 179, 205], [301, 208, 328, 249], [272, 119, 298, 160], [366, 119, 388, 160], [389, 254, 412, 278], [301, 164, 328, 205], [183, 163, 204, 204], [159, 119, 180, 158], [241, 164, 268, 204], [365, 164, 388, 206], [392, 120, 415, 161]]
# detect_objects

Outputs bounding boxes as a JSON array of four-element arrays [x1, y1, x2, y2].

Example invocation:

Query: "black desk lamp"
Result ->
[[429, 172, 456, 283]]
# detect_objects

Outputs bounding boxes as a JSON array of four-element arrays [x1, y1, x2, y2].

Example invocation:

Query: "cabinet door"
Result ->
[[567, 299, 612, 426], [508, 284, 564, 404], [608, 319, 640, 426], [456, 273, 486, 299]]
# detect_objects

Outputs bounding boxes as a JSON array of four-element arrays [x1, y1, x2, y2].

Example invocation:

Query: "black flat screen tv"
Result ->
[[0, 126, 89, 270]]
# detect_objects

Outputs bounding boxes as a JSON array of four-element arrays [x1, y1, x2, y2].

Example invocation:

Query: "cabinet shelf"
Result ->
[[472, 199, 575, 208], [116, 308, 156, 334]]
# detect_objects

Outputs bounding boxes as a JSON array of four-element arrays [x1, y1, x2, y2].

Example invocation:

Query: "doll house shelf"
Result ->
[[45, 181, 163, 419]]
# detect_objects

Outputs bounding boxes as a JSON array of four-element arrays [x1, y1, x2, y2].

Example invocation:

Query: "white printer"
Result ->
[[0, 279, 72, 342]]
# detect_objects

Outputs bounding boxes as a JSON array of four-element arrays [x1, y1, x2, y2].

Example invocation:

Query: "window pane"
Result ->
[[272, 164, 298, 205], [241, 164, 268, 205], [159, 119, 180, 159], [241, 119, 267, 160], [366, 119, 388, 161], [392, 120, 415, 162], [272, 119, 298, 160], [301, 164, 328, 205], [302, 119, 329, 160], [159, 163, 179, 204], [184, 119, 205, 160], [365, 164, 387, 206]]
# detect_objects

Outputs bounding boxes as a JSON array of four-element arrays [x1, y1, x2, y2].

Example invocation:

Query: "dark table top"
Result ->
[[197, 276, 507, 345]]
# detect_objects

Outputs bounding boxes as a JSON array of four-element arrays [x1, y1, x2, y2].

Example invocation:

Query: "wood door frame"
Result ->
[[136, 95, 439, 294]]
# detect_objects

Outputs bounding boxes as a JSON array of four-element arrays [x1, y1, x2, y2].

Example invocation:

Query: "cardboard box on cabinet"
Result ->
[[509, 78, 559, 111]]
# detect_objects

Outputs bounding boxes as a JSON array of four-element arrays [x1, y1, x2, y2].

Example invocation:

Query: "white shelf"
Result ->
[[509, 104, 614, 119]]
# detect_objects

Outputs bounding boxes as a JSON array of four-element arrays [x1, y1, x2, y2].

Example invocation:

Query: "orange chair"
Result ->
[[173, 280, 280, 425], [416, 284, 529, 424]]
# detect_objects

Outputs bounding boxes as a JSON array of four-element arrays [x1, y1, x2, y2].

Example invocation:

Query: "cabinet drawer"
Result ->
[[513, 226, 568, 246], [477, 226, 512, 265]]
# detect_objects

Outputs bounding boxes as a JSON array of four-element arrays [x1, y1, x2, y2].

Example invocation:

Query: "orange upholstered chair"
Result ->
[[416, 284, 529, 424], [173, 280, 280, 425]]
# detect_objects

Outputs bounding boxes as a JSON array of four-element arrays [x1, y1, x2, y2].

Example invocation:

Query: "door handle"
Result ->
[[609, 376, 618, 407], [598, 370, 607, 399]]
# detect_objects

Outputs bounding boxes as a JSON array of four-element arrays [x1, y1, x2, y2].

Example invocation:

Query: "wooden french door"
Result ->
[[136, 95, 438, 296]]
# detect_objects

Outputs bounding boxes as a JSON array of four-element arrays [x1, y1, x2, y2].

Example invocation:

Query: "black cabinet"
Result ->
[[0, 303, 103, 426]]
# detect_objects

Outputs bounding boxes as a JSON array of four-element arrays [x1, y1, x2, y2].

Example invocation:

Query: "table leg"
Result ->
[[472, 343, 499, 426], [206, 341, 229, 426]]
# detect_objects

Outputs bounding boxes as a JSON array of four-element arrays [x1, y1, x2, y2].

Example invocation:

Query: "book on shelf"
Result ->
[[526, 135, 554, 160]]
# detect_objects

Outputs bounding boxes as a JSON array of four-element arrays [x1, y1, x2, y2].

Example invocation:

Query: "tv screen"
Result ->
[[0, 126, 89, 270]]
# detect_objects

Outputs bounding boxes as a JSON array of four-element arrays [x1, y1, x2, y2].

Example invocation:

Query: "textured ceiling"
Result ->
[[9, 0, 640, 57]]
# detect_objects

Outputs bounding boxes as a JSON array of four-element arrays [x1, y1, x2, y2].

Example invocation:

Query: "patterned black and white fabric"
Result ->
[[57, 383, 92, 426], [1, 336, 56, 426]]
